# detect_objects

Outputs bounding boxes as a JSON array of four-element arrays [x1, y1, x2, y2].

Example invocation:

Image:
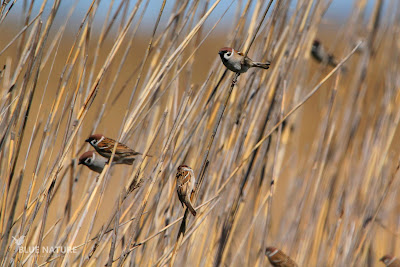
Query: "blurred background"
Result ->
[[0, 0, 399, 266]]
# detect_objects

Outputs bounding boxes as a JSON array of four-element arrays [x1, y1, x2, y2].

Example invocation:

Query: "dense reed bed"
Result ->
[[0, 0, 399, 266]]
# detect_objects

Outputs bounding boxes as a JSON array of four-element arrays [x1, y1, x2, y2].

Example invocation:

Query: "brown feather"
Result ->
[[265, 247, 297, 267], [380, 255, 400, 267], [86, 134, 142, 164], [175, 165, 196, 216]]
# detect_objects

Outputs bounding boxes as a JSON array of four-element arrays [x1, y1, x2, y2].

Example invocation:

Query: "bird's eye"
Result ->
[[85, 158, 92, 165], [224, 52, 232, 59], [90, 139, 97, 145]]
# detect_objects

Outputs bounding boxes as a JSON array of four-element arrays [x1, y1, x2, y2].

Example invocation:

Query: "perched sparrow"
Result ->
[[78, 151, 108, 173], [265, 247, 298, 267], [175, 165, 196, 216], [218, 47, 270, 73], [85, 134, 142, 165], [311, 40, 338, 68], [380, 255, 400, 267]]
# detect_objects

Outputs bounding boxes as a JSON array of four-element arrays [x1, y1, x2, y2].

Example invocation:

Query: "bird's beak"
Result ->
[[78, 161, 83, 165], [218, 51, 223, 55], [85, 138, 90, 142]]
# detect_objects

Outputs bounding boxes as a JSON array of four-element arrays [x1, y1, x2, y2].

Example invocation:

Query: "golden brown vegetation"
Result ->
[[0, 0, 399, 266]]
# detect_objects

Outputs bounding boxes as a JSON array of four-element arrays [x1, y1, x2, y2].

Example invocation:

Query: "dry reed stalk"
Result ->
[[121, 0, 224, 137]]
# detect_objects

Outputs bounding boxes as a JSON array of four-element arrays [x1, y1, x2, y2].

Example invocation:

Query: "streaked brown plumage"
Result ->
[[265, 247, 298, 267], [175, 165, 196, 216], [380, 255, 400, 267], [85, 134, 141, 165]]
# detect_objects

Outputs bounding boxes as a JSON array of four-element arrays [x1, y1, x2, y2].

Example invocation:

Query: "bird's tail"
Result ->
[[135, 151, 153, 157], [253, 61, 270, 69], [328, 56, 348, 72], [328, 55, 338, 68], [186, 200, 197, 216], [120, 158, 135, 165]]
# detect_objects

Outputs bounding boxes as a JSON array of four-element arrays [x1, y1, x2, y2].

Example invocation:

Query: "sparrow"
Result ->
[[85, 134, 142, 165], [311, 40, 338, 68], [218, 47, 270, 74], [380, 255, 400, 267], [78, 151, 108, 173], [265, 247, 298, 267], [175, 165, 196, 216]]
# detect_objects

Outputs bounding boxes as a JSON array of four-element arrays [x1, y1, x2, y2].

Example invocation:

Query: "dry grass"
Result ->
[[0, 0, 399, 266]]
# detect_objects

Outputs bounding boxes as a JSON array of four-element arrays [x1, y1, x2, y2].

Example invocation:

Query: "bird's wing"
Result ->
[[98, 138, 139, 155], [97, 138, 113, 150], [116, 142, 141, 155]]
